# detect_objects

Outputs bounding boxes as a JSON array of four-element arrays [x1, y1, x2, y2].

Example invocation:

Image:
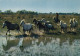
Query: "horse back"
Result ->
[[8, 23, 20, 30], [23, 23, 33, 30]]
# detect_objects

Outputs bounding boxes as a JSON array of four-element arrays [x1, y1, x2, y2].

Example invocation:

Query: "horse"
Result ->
[[20, 19, 33, 35], [33, 19, 45, 30], [44, 22, 54, 32], [70, 18, 78, 31], [33, 18, 44, 24], [73, 18, 78, 27], [60, 20, 67, 33], [33, 19, 38, 25], [2, 21, 20, 35], [41, 18, 51, 24]]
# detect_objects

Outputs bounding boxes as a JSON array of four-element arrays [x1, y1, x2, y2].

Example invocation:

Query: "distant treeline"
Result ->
[[0, 10, 79, 15]]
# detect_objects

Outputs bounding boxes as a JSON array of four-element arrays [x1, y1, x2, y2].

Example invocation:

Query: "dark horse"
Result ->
[[33, 19, 45, 30], [33, 19, 55, 32], [2, 21, 20, 35]]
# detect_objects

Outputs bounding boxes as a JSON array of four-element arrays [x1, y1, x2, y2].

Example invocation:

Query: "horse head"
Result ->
[[2, 21, 11, 28], [41, 18, 46, 22], [20, 19, 25, 26], [60, 20, 62, 26], [73, 18, 76, 22], [70, 19, 73, 24], [2, 22, 6, 28], [33, 19, 37, 23], [33, 19, 38, 25]]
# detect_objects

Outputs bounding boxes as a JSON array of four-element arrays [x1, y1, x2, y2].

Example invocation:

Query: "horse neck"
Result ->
[[71, 20, 76, 25], [6, 22, 11, 28], [73, 18, 76, 22], [22, 22, 26, 27], [61, 22, 66, 26], [60, 21, 62, 25], [33, 20, 37, 24], [70, 21, 73, 24]]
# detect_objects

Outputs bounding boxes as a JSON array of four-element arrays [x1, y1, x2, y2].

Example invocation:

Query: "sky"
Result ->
[[0, 0, 80, 13]]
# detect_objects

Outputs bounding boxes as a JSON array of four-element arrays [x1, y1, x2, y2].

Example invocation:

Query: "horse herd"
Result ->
[[60, 18, 78, 32], [2, 17, 78, 35]]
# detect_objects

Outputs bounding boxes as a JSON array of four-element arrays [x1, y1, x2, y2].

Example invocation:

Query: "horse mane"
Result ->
[[73, 18, 76, 22], [5, 21, 11, 24], [21, 19, 26, 23], [70, 19, 73, 23], [64, 23, 67, 24]]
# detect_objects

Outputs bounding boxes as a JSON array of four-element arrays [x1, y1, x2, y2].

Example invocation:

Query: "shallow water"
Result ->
[[0, 35, 80, 56]]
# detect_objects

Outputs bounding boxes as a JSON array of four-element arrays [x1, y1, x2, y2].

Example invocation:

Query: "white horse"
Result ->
[[20, 19, 33, 34], [60, 20, 67, 33], [70, 18, 78, 31], [73, 18, 78, 27]]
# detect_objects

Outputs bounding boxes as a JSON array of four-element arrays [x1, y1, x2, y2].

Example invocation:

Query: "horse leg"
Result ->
[[29, 27, 33, 35], [23, 31, 26, 34], [61, 28, 64, 33], [29, 30, 31, 35], [39, 27, 40, 31], [6, 31, 7, 35], [44, 26, 47, 32], [23, 29, 25, 34], [23, 29, 26, 34], [70, 27, 72, 31], [73, 28, 74, 31], [65, 28, 67, 33], [61, 28, 62, 33], [9, 30, 10, 35], [63, 29, 64, 33], [47, 29, 49, 33], [74, 27, 76, 31], [18, 30, 19, 33], [17, 29, 21, 33], [6, 30, 9, 35], [66, 29, 67, 32], [71, 28, 72, 31]]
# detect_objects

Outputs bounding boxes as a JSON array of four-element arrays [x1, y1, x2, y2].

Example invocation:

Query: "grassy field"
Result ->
[[0, 13, 80, 37]]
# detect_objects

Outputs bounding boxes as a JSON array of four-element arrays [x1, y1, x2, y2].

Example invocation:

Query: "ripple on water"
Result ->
[[0, 36, 80, 56]]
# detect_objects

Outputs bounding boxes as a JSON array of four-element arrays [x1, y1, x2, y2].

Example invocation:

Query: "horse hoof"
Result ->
[[6, 33, 7, 35]]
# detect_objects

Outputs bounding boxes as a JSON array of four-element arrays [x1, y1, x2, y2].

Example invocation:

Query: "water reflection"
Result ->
[[0, 36, 80, 56], [2, 36, 19, 51]]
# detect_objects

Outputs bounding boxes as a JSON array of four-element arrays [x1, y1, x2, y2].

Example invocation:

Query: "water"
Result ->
[[0, 35, 80, 56]]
